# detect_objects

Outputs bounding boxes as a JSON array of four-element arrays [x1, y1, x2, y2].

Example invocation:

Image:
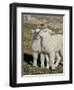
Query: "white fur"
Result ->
[[39, 28, 63, 69], [32, 29, 49, 69]]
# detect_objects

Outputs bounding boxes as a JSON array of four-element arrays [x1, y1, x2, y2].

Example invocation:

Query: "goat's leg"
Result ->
[[45, 54, 49, 69], [33, 52, 38, 67], [50, 52, 56, 70], [40, 53, 45, 68], [54, 52, 61, 67]]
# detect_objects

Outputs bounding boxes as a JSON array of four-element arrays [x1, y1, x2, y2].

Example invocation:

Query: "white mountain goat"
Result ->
[[32, 29, 49, 69], [38, 28, 63, 70]]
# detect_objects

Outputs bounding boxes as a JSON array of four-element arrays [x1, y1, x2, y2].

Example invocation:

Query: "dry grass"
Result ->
[[23, 64, 63, 75]]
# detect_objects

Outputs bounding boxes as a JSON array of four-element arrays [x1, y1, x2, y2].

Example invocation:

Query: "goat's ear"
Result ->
[[32, 29, 35, 33], [36, 29, 40, 33]]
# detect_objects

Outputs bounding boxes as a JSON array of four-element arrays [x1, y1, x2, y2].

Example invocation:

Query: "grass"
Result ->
[[23, 24, 32, 54], [23, 64, 63, 75]]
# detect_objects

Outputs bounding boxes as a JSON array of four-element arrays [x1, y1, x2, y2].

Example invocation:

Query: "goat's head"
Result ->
[[32, 29, 41, 40], [38, 28, 54, 38]]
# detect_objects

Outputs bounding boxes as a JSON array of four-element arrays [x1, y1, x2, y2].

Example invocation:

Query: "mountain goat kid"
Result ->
[[39, 28, 63, 70], [32, 29, 49, 69]]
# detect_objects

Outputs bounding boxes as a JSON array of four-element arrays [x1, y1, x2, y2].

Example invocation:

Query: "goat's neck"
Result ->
[[43, 34, 51, 41], [41, 34, 51, 47]]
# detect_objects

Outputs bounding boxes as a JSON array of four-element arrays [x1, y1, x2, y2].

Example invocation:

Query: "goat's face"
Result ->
[[38, 29, 50, 38], [39, 28, 55, 38], [32, 29, 41, 40]]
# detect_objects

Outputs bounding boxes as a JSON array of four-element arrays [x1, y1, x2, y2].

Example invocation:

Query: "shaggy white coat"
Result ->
[[39, 28, 63, 69], [32, 29, 49, 68]]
